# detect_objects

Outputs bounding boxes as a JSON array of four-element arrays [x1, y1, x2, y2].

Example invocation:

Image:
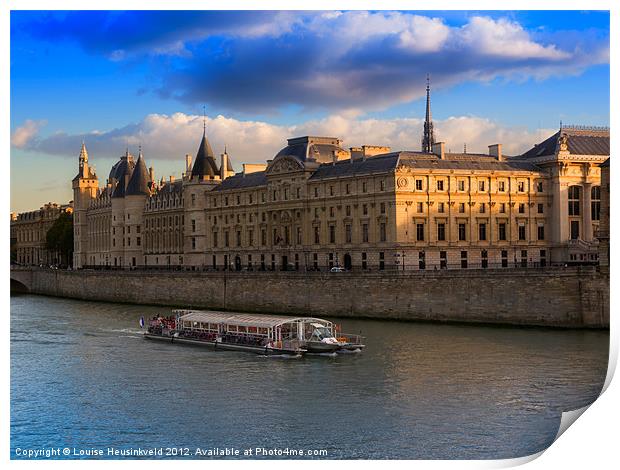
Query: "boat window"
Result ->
[[237, 325, 247, 333], [248, 326, 258, 334], [228, 325, 238, 332], [311, 327, 334, 340]]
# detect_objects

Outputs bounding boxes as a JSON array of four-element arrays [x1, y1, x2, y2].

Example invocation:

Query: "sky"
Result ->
[[10, 10, 610, 213]]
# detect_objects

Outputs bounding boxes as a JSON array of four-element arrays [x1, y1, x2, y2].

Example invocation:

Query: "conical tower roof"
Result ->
[[111, 150, 136, 198], [191, 127, 219, 179], [126, 149, 151, 196]]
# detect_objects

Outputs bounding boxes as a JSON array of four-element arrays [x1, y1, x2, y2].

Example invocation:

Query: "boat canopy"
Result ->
[[173, 310, 331, 330]]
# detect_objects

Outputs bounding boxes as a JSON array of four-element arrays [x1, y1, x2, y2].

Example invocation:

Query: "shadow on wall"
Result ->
[[10, 278, 29, 294]]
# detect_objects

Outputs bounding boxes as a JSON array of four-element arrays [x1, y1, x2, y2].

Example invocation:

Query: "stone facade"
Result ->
[[11, 202, 73, 266], [71, 124, 609, 271], [9, 266, 610, 328]]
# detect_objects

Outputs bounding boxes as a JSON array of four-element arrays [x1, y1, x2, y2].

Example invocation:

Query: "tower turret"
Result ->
[[421, 75, 436, 153], [71, 142, 99, 268]]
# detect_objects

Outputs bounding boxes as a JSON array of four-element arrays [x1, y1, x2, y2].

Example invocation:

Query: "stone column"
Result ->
[[583, 182, 593, 241]]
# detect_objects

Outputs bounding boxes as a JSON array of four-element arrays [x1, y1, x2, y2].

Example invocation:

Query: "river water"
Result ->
[[10, 294, 609, 460]]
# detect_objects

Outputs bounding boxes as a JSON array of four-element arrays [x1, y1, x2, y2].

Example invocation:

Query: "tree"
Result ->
[[46, 212, 73, 266]]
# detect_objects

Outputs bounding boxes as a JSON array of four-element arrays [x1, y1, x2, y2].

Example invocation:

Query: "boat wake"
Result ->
[[306, 352, 338, 358]]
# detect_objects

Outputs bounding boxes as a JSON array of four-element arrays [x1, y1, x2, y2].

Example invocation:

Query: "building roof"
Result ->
[[191, 131, 219, 178], [274, 136, 345, 164], [110, 152, 136, 198], [125, 152, 151, 196], [309, 153, 400, 180], [600, 158, 610, 168], [521, 127, 610, 159], [213, 171, 267, 191]]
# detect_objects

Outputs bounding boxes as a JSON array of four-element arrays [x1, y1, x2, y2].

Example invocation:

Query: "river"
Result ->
[[10, 294, 609, 459]]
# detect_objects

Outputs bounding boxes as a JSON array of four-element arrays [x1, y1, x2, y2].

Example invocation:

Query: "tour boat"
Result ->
[[142, 310, 365, 356]]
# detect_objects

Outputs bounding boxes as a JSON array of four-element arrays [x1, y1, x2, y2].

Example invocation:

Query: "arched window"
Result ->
[[591, 186, 601, 221], [568, 185, 581, 216]]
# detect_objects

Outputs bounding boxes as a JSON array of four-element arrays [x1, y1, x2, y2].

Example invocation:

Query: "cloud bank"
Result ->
[[12, 113, 555, 170], [13, 11, 609, 113]]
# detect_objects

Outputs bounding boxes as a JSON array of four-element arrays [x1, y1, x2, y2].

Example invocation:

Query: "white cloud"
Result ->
[[456, 16, 570, 60], [11, 119, 46, 148], [23, 113, 554, 172]]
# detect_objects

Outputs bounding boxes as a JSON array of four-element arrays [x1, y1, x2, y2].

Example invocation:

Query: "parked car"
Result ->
[[330, 266, 345, 273]]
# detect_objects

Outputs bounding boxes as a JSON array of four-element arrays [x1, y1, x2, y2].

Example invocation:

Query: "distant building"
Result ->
[[70, 86, 610, 271], [11, 202, 73, 266], [597, 158, 610, 266]]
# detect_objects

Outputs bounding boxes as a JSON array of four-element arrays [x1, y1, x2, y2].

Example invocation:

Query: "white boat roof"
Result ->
[[174, 310, 331, 329]]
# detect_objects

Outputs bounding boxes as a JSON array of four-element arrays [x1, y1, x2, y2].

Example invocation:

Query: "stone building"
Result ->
[[597, 158, 610, 266], [70, 90, 610, 271], [11, 202, 73, 266]]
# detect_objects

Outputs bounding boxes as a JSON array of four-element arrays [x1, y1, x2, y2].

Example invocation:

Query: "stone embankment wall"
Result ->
[[10, 267, 609, 328]]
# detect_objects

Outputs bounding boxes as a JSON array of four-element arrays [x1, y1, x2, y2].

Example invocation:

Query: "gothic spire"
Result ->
[[422, 74, 435, 153]]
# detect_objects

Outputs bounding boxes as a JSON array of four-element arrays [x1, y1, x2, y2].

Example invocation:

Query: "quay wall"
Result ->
[[10, 267, 609, 328]]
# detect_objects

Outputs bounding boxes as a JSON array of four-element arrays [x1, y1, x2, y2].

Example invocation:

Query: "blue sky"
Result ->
[[10, 10, 610, 212]]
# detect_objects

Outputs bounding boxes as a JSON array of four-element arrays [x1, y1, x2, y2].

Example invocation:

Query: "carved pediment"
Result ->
[[266, 156, 304, 175]]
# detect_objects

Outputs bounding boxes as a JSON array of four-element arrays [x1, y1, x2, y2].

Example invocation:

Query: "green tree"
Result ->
[[46, 212, 74, 266]]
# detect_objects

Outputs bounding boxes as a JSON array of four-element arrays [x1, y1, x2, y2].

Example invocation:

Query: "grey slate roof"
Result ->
[[110, 154, 136, 198], [309, 154, 400, 180], [275, 136, 345, 164], [191, 132, 219, 178], [213, 171, 268, 191], [521, 128, 610, 158], [126, 154, 151, 196]]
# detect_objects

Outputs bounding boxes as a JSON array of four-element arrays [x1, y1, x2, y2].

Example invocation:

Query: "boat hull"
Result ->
[[143, 333, 302, 356]]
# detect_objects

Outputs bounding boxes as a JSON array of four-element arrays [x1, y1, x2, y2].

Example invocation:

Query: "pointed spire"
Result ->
[[422, 74, 435, 153], [203, 105, 207, 136], [79, 140, 88, 161], [191, 111, 219, 179], [126, 149, 151, 196]]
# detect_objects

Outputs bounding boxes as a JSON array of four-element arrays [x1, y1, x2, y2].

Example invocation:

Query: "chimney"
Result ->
[[432, 142, 445, 160], [488, 144, 503, 161], [185, 154, 192, 174], [149, 166, 154, 182], [220, 152, 228, 179]]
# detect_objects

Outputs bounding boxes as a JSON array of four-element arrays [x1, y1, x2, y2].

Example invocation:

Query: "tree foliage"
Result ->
[[46, 212, 73, 264]]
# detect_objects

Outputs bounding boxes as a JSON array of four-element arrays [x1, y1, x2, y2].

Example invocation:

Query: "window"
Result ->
[[379, 252, 385, 270], [314, 187, 319, 197], [438, 202, 445, 213], [362, 224, 369, 243], [314, 208, 319, 219], [236, 231, 241, 247], [460, 251, 468, 269], [570, 220, 580, 240], [380, 223, 386, 242], [313, 253, 318, 270], [417, 202, 424, 213], [478, 180, 485, 191], [191, 194, 196, 206], [592, 186, 601, 221], [330, 207, 335, 218], [537, 225, 545, 241], [499, 203, 506, 214], [568, 186, 581, 215], [261, 229, 266, 246], [498, 181, 505, 192], [440, 251, 447, 269], [501, 250, 508, 268], [296, 227, 302, 245], [437, 223, 446, 241], [416, 179, 423, 190], [459, 203, 465, 213], [521, 250, 528, 268], [249, 194, 253, 204], [191, 219, 196, 232], [345, 224, 352, 243], [329, 186, 334, 196], [437, 180, 444, 191], [518, 203, 525, 214], [191, 237, 196, 249], [346, 183, 350, 194], [346, 205, 351, 217], [314, 226, 320, 244], [225, 196, 229, 206], [458, 180, 465, 191], [540, 249, 547, 267], [329, 225, 336, 244], [213, 232, 218, 248], [479, 223, 487, 241], [363, 204, 368, 215], [296, 187, 300, 199], [137, 237, 141, 246], [537, 181, 543, 192], [538, 203, 544, 214], [518, 224, 526, 241], [481, 250, 488, 268], [498, 223, 506, 241], [380, 180, 385, 191], [237, 195, 241, 205], [458, 223, 466, 241], [380, 202, 386, 214], [224, 231, 229, 247], [416, 223, 424, 241], [284, 188, 289, 200], [479, 203, 486, 214], [518, 181, 525, 192], [362, 181, 367, 193], [362, 252, 367, 270], [419, 251, 426, 270]]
